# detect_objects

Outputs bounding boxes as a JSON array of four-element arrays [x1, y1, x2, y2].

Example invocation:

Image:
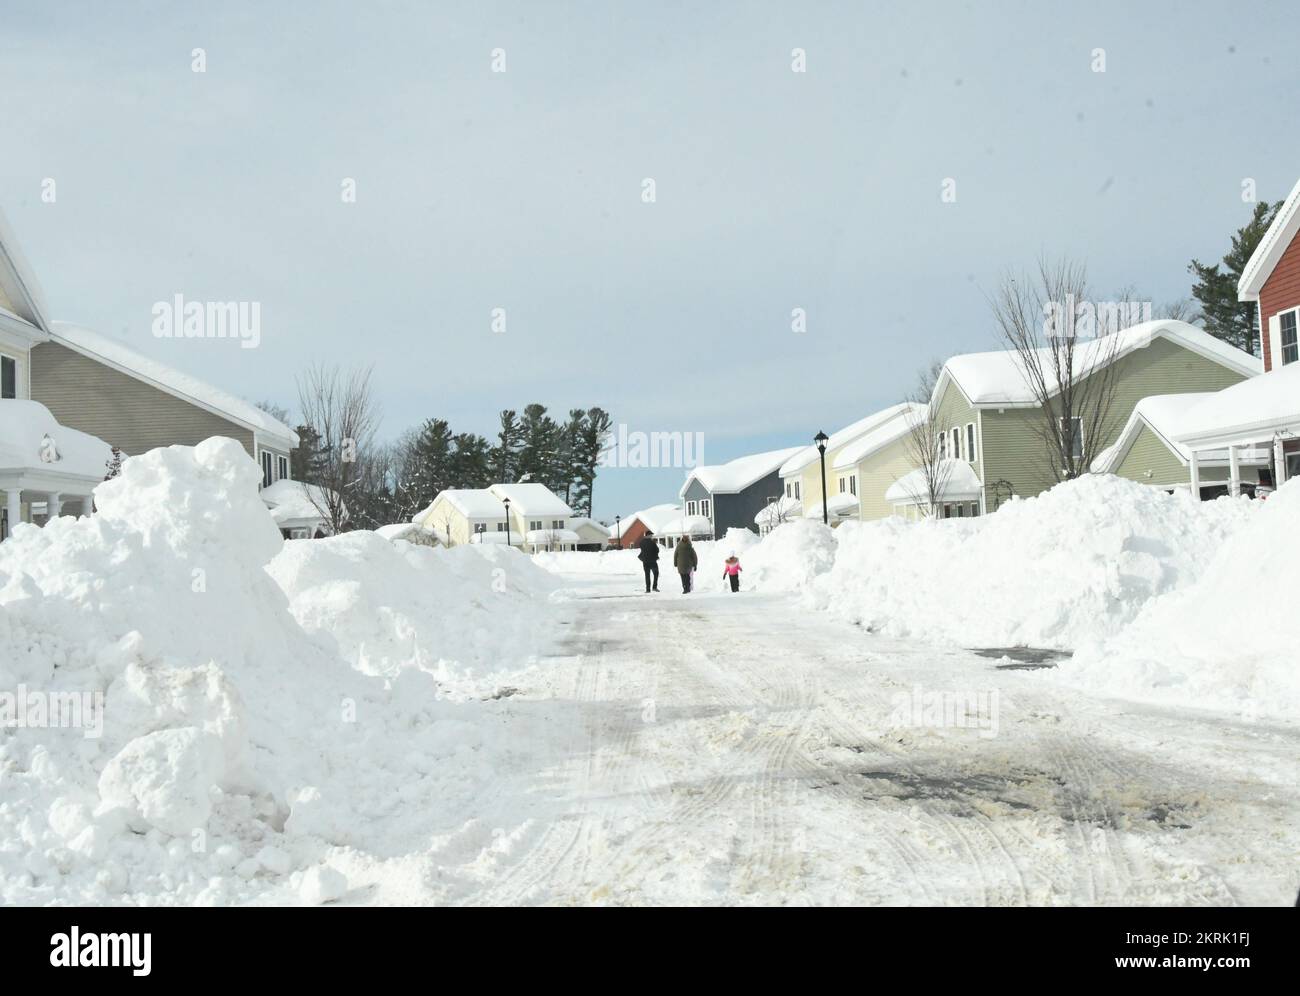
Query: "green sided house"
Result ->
[[1093, 394, 1270, 498], [0, 205, 306, 539], [900, 320, 1260, 516]]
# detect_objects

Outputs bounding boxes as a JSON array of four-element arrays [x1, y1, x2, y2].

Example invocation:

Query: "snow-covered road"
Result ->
[[389, 570, 1299, 906]]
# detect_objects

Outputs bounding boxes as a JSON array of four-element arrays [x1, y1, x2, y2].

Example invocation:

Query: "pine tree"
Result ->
[[1189, 200, 1280, 355], [448, 432, 493, 489], [571, 406, 612, 516], [491, 409, 521, 483], [409, 418, 454, 508], [517, 404, 559, 486]]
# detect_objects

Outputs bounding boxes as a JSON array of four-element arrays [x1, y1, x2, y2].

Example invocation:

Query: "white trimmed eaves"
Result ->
[[1238, 176, 1300, 302]]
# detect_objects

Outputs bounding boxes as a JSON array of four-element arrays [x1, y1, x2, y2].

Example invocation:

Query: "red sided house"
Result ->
[[1177, 179, 1300, 490]]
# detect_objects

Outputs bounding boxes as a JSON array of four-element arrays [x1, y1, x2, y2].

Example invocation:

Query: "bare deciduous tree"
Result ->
[[989, 258, 1129, 483], [898, 361, 953, 518], [296, 363, 380, 535]]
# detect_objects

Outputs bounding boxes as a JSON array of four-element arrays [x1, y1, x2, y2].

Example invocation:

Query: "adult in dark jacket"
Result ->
[[673, 536, 698, 593], [637, 531, 660, 593]]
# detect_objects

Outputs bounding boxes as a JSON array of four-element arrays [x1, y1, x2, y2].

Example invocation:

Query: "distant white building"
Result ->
[[414, 481, 580, 552]]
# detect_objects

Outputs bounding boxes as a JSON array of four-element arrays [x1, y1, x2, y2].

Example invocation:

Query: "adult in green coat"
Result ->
[[673, 536, 698, 593]]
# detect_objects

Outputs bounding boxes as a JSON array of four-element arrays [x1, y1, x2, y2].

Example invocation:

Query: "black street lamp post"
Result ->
[[815, 430, 830, 526], [503, 497, 512, 547], [615, 515, 621, 547]]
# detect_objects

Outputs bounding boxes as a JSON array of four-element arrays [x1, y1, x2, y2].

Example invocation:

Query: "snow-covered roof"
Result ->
[[374, 522, 443, 546], [0, 206, 52, 333], [782, 404, 919, 477], [831, 403, 926, 471], [421, 488, 508, 521], [656, 514, 713, 538], [754, 494, 801, 526], [1175, 362, 1300, 450], [568, 516, 612, 538], [48, 322, 299, 449], [261, 479, 337, 529], [1238, 177, 1300, 300], [804, 491, 859, 519], [0, 400, 113, 482], [627, 503, 684, 535], [940, 321, 1261, 408], [885, 459, 983, 504], [489, 482, 573, 517], [524, 528, 581, 544], [680, 446, 804, 498], [1095, 394, 1270, 472], [469, 531, 517, 545]]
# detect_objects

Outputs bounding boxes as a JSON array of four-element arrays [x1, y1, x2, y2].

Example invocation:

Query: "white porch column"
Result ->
[[1275, 438, 1289, 487], [5, 488, 20, 536], [47, 492, 62, 519], [1228, 444, 1241, 498], [1188, 450, 1200, 500]]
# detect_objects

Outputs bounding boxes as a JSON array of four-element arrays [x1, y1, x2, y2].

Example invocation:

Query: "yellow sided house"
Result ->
[[766, 403, 923, 528], [896, 320, 1260, 516]]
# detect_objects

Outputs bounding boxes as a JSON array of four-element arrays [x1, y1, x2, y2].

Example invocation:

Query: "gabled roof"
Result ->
[[1238, 177, 1300, 301], [885, 459, 983, 504], [0, 207, 51, 333], [422, 488, 508, 520], [1175, 361, 1300, 449], [781, 403, 920, 477], [488, 482, 573, 517], [623, 503, 682, 535], [939, 321, 1261, 408], [680, 446, 804, 498], [0, 399, 112, 481], [831, 402, 926, 471], [49, 322, 299, 449], [1096, 393, 1272, 473], [568, 516, 612, 538]]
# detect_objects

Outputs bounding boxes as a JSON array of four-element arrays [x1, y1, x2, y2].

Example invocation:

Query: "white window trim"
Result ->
[[1278, 308, 1299, 367], [0, 351, 21, 400], [1058, 415, 1085, 462], [965, 422, 976, 463]]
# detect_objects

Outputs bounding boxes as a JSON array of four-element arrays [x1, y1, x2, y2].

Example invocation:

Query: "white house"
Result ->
[[414, 481, 579, 552]]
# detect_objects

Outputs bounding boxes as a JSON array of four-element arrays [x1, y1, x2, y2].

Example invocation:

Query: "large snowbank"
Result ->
[[267, 531, 558, 698], [1064, 479, 1300, 718], [0, 438, 559, 904], [808, 475, 1255, 650]]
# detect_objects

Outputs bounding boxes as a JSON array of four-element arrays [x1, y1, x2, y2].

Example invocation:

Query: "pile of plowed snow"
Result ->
[[807, 475, 1255, 649], [268, 531, 558, 698], [0, 438, 559, 905], [1065, 479, 1300, 718]]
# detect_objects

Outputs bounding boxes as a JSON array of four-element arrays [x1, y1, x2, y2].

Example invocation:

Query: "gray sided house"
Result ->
[[679, 446, 804, 539]]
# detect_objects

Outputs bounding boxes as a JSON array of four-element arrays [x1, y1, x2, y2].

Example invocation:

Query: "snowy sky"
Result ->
[[3, 0, 1299, 519]]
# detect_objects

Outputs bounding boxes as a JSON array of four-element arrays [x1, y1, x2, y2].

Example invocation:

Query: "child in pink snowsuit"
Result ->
[[723, 553, 742, 592]]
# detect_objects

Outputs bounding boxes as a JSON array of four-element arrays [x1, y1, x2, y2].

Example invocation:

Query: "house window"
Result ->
[[1, 355, 16, 399], [969, 501, 980, 518], [837, 477, 846, 494], [937, 433, 946, 459], [260, 451, 273, 488], [951, 428, 961, 460], [793, 482, 800, 500], [965, 422, 976, 462], [686, 500, 697, 516], [850, 475, 857, 496], [1059, 416, 1084, 461], [278, 455, 288, 481], [784, 482, 792, 498], [551, 519, 563, 529], [701, 499, 711, 518], [1281, 311, 1298, 366], [496, 522, 506, 531], [529, 520, 542, 530]]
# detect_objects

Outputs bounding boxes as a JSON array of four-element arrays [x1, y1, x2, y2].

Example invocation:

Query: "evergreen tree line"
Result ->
[[1186, 200, 1281, 355], [288, 403, 613, 531]]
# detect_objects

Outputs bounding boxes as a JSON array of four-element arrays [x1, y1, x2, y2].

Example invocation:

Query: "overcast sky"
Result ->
[[4, 0, 1299, 518]]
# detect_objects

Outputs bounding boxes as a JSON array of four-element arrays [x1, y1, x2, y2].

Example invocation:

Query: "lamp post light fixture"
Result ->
[[502, 497, 512, 547], [615, 515, 621, 547], [815, 430, 830, 526]]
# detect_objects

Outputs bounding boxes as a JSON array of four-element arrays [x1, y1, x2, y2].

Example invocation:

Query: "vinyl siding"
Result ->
[[856, 434, 916, 520], [30, 341, 255, 457], [1111, 426, 1254, 488], [932, 378, 982, 484], [979, 336, 1251, 508]]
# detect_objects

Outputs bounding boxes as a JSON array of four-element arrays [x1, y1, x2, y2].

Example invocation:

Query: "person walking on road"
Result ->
[[673, 535, 698, 593], [723, 551, 743, 592], [638, 531, 660, 593]]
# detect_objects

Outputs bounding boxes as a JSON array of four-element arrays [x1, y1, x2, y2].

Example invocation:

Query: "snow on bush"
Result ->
[[0, 437, 556, 904], [808, 475, 1256, 650], [1064, 479, 1300, 718]]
